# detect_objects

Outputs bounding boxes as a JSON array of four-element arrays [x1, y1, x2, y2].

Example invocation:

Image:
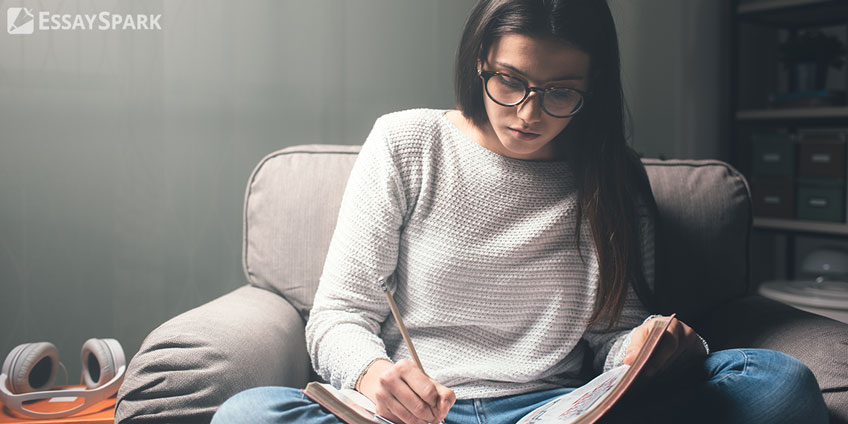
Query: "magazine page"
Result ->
[[515, 315, 675, 424], [515, 365, 629, 424]]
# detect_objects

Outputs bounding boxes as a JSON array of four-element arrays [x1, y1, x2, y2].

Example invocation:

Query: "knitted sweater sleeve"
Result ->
[[582, 208, 655, 372], [304, 117, 406, 390]]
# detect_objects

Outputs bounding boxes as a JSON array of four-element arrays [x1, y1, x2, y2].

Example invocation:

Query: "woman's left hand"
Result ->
[[622, 316, 708, 378]]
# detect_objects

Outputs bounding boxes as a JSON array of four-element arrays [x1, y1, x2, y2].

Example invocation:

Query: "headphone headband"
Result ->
[[0, 366, 125, 419]]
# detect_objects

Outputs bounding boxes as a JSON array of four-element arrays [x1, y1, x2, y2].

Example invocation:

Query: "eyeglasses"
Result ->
[[478, 69, 588, 118]]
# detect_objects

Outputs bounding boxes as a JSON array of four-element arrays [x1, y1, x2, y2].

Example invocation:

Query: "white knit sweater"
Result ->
[[305, 108, 654, 399]]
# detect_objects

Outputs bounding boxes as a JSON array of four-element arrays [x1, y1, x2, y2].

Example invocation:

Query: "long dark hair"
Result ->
[[455, 0, 656, 327]]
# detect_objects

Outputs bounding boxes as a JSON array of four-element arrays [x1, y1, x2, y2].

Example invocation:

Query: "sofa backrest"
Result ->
[[242, 145, 752, 323], [641, 159, 752, 320]]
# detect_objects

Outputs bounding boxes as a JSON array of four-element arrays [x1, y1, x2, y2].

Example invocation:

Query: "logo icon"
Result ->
[[7, 7, 35, 35]]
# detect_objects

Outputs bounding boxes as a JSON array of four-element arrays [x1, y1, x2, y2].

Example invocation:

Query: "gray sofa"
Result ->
[[114, 144, 848, 423]]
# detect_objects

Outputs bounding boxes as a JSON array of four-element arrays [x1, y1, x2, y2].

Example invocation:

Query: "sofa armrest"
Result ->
[[115, 285, 311, 423], [696, 295, 848, 423]]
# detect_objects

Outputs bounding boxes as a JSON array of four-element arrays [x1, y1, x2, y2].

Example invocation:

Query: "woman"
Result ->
[[213, 1, 828, 423]]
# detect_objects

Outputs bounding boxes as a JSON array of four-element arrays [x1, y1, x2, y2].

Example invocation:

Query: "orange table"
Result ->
[[0, 386, 115, 424]]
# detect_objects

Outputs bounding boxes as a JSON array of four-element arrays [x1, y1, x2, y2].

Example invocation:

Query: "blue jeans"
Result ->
[[211, 349, 828, 424]]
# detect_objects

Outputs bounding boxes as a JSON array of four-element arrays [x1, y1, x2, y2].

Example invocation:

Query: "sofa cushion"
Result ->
[[244, 147, 752, 323], [115, 285, 311, 423], [699, 295, 848, 424], [243, 145, 360, 319], [642, 159, 752, 321]]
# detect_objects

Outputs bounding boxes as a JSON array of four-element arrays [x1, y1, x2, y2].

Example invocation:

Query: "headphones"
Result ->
[[0, 338, 125, 419]]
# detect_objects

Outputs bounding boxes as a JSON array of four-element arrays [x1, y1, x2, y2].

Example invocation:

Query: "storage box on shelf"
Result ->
[[796, 129, 847, 222], [749, 128, 848, 224], [750, 131, 797, 218], [797, 179, 844, 222], [797, 130, 847, 179]]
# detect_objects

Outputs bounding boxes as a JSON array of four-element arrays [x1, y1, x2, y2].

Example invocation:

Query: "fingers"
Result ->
[[436, 383, 456, 421], [373, 359, 446, 424], [374, 388, 431, 424], [626, 316, 689, 377], [623, 324, 649, 365], [624, 316, 709, 380], [666, 318, 706, 364], [650, 318, 683, 374], [645, 317, 711, 378], [401, 361, 441, 408]]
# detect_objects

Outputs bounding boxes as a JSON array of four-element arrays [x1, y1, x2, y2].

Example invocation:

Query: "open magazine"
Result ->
[[303, 315, 676, 424]]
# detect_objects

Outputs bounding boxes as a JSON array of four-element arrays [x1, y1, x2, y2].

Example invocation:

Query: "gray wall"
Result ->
[[614, 0, 729, 160], [0, 0, 726, 382]]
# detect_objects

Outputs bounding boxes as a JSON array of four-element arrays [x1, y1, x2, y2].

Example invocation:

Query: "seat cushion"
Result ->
[[699, 295, 848, 424]]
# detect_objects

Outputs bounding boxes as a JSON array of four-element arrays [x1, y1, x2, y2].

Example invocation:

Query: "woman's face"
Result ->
[[479, 33, 590, 161]]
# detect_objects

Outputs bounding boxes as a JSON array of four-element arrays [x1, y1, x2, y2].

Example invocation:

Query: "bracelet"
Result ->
[[697, 334, 711, 356], [355, 358, 391, 391]]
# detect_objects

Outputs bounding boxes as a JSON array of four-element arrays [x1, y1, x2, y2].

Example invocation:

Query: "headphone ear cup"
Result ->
[[80, 338, 125, 389], [1, 342, 59, 394]]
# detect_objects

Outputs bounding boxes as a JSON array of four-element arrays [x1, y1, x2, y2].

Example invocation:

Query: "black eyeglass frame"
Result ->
[[478, 69, 590, 118]]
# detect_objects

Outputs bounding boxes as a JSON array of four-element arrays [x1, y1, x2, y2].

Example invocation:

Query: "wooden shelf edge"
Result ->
[[736, 107, 848, 120], [754, 217, 848, 235], [737, 0, 830, 14]]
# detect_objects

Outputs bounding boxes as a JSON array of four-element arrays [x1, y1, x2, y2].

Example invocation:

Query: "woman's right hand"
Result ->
[[357, 359, 455, 424]]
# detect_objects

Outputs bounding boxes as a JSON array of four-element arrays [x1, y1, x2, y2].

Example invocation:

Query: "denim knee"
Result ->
[[703, 348, 827, 424], [212, 386, 305, 424], [757, 350, 827, 422]]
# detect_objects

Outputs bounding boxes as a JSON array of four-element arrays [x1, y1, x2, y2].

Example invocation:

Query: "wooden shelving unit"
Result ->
[[731, 0, 848, 280], [738, 0, 848, 27], [737, 0, 827, 14], [736, 106, 848, 120], [754, 217, 848, 236]]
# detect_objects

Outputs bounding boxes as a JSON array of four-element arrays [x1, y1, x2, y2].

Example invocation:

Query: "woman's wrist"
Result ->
[[355, 358, 393, 394]]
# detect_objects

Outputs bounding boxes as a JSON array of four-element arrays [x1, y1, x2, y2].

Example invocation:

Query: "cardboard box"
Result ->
[[752, 177, 795, 219], [796, 178, 846, 223], [798, 130, 846, 180], [751, 131, 796, 178]]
